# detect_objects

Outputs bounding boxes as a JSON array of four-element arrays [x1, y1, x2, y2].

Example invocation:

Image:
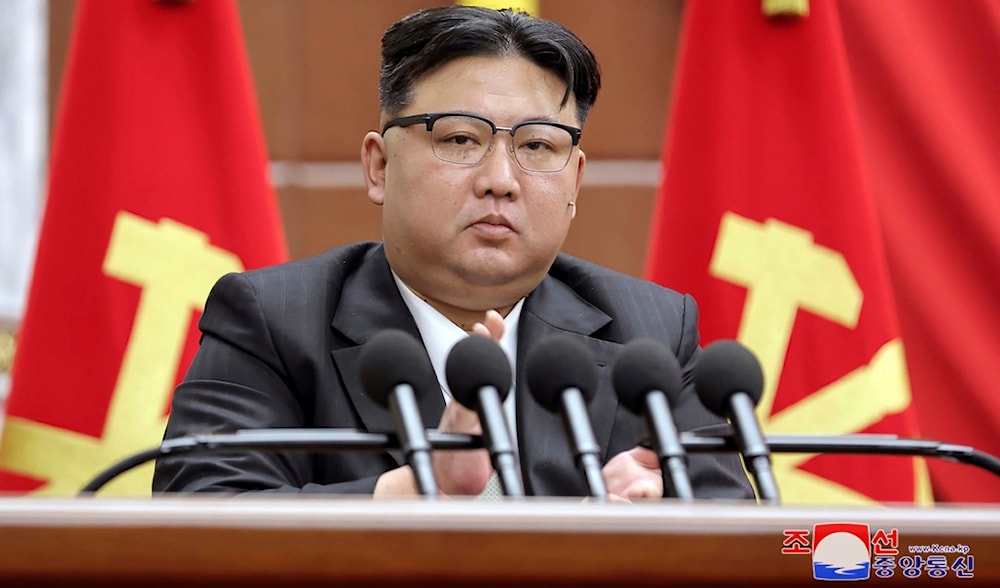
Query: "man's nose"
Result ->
[[474, 138, 520, 199]]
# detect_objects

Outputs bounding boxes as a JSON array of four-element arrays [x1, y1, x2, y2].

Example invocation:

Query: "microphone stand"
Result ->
[[80, 429, 483, 495], [82, 428, 1000, 496], [679, 431, 1000, 477]]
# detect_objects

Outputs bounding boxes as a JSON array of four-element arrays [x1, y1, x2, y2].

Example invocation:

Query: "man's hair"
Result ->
[[379, 6, 601, 124]]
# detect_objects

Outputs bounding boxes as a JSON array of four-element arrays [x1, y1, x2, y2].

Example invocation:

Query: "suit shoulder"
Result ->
[[547, 253, 700, 354], [549, 252, 689, 305], [236, 241, 380, 286], [203, 241, 384, 320]]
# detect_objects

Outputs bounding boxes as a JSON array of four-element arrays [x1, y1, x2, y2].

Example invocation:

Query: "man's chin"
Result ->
[[462, 269, 519, 288], [456, 248, 551, 288], [458, 260, 521, 286]]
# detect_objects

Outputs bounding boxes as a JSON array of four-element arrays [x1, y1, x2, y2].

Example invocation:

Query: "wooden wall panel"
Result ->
[[48, 1, 684, 279], [240, 0, 682, 161], [536, 0, 683, 159], [237, 0, 304, 159], [564, 186, 657, 277], [240, 0, 442, 160], [47, 0, 75, 137], [276, 187, 382, 259], [298, 1, 432, 160]]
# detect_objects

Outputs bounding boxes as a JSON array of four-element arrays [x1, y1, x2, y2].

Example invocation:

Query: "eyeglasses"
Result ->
[[381, 112, 582, 173]]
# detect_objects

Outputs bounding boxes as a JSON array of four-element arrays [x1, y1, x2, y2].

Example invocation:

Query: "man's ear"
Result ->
[[361, 131, 387, 205], [569, 148, 586, 219]]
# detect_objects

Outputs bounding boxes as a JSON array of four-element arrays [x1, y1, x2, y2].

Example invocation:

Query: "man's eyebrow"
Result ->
[[519, 114, 561, 122]]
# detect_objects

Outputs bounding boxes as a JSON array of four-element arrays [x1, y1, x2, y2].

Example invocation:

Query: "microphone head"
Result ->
[[692, 339, 765, 418], [525, 333, 599, 412], [611, 338, 684, 414], [359, 329, 434, 407], [445, 335, 513, 410]]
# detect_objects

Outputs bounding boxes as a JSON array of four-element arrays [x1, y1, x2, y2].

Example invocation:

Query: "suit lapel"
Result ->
[[326, 245, 624, 483], [516, 274, 622, 496], [329, 245, 445, 466]]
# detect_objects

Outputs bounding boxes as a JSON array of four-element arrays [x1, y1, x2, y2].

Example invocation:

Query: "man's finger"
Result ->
[[482, 309, 505, 342], [623, 478, 662, 499], [470, 309, 505, 342]]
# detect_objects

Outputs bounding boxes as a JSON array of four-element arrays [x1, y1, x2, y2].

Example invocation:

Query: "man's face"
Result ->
[[363, 55, 586, 313]]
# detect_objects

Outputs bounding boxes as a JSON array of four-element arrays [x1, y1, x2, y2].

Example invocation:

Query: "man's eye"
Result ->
[[439, 132, 482, 146], [520, 140, 553, 152]]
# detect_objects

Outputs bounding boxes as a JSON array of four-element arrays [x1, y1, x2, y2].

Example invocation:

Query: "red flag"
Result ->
[[0, 0, 286, 496], [646, 0, 930, 504], [839, 0, 1000, 503]]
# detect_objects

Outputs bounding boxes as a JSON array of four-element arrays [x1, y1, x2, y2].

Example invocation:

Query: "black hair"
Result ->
[[378, 6, 601, 124]]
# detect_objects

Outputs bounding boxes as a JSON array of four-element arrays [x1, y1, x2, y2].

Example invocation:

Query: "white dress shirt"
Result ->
[[392, 271, 522, 452]]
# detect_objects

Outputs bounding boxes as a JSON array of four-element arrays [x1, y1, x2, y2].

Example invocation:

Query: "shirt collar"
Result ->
[[391, 270, 521, 405]]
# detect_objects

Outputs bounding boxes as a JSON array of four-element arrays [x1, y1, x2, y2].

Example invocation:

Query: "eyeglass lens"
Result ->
[[430, 115, 574, 172]]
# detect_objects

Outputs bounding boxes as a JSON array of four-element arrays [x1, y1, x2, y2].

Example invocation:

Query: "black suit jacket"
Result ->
[[153, 242, 753, 498]]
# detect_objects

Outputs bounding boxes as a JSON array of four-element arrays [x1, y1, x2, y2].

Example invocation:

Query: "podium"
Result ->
[[1, 497, 997, 586]]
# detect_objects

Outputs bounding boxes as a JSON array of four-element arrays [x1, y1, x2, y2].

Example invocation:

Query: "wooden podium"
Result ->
[[1, 497, 997, 586]]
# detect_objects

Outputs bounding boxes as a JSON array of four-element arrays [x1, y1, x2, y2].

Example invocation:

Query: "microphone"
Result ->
[[525, 333, 607, 500], [85, 426, 1000, 496], [359, 329, 438, 497], [445, 335, 524, 498], [612, 338, 694, 501], [693, 339, 780, 503]]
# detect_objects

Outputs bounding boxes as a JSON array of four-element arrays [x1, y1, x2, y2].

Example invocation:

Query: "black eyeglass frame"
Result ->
[[381, 112, 583, 172]]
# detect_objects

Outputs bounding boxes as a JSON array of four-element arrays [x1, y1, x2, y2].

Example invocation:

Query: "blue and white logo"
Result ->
[[812, 523, 871, 581]]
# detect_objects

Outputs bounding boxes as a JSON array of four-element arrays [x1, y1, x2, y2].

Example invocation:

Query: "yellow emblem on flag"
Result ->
[[0, 212, 244, 496], [456, 0, 539, 16], [763, 0, 809, 18], [711, 213, 932, 505]]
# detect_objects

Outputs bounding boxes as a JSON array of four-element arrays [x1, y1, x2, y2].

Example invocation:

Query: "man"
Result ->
[[153, 6, 753, 500]]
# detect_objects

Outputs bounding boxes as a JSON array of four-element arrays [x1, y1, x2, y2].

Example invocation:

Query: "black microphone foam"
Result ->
[[525, 333, 605, 498], [445, 335, 524, 498], [525, 334, 599, 411], [445, 335, 513, 409], [693, 339, 778, 503], [611, 338, 694, 500], [359, 329, 434, 407], [612, 338, 684, 415], [692, 339, 764, 417], [358, 329, 438, 496]]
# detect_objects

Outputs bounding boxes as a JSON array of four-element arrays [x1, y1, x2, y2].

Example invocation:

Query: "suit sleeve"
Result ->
[[673, 293, 757, 500], [152, 272, 381, 495]]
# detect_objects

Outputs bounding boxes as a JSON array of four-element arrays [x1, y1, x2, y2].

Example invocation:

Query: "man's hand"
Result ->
[[431, 400, 493, 495], [373, 402, 494, 497], [375, 309, 506, 498], [602, 446, 663, 501], [433, 309, 506, 494], [470, 309, 504, 341]]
